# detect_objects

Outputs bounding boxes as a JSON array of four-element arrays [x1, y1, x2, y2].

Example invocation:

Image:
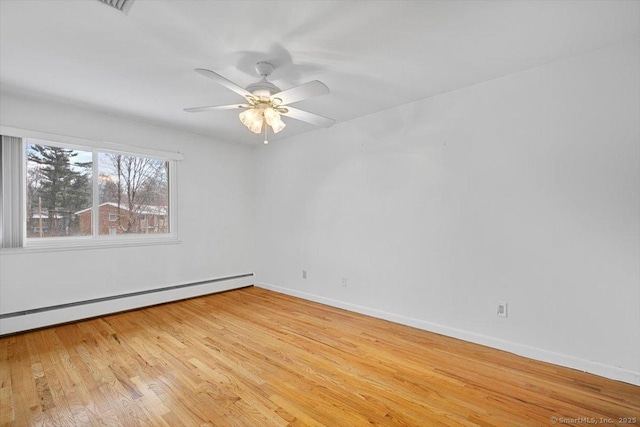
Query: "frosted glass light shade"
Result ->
[[264, 108, 286, 133], [239, 109, 264, 133]]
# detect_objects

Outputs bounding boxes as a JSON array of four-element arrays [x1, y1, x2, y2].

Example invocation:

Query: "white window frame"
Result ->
[[1, 126, 182, 252]]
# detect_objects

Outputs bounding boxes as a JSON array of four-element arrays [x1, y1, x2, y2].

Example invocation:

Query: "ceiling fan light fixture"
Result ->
[[239, 108, 264, 133], [264, 107, 286, 133], [249, 120, 263, 133]]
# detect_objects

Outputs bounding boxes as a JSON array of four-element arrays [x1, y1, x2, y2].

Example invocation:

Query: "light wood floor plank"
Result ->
[[1, 286, 638, 426]]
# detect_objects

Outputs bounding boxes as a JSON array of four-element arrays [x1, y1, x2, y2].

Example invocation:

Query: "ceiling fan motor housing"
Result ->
[[245, 62, 280, 97], [245, 80, 280, 98]]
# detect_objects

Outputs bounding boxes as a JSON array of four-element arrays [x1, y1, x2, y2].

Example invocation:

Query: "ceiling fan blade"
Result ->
[[184, 104, 250, 113], [194, 68, 253, 99], [280, 107, 335, 128], [272, 80, 330, 105]]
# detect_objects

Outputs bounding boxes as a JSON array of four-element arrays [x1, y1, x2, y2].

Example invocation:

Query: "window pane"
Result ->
[[26, 142, 93, 238], [98, 153, 169, 235]]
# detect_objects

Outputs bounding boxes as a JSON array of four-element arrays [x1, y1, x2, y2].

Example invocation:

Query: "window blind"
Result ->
[[1, 135, 24, 248]]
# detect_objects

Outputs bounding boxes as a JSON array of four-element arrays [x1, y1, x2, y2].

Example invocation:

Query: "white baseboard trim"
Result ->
[[256, 281, 640, 386], [0, 274, 254, 335]]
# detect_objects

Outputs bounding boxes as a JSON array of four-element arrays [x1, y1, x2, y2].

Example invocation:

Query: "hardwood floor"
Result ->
[[1, 286, 638, 426]]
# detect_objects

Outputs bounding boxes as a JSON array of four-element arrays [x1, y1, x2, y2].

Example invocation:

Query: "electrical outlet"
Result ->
[[302, 270, 307, 279], [341, 277, 347, 287], [497, 302, 508, 318]]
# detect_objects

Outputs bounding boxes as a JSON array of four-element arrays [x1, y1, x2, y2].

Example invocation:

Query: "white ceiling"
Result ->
[[1, 0, 638, 145]]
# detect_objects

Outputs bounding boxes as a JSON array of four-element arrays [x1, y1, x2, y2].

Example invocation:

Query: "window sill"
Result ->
[[0, 236, 181, 255]]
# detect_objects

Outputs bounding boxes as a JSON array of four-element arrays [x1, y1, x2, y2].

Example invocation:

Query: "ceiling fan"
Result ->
[[184, 62, 335, 144]]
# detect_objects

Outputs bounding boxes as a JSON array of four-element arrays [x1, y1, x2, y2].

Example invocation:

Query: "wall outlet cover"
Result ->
[[497, 302, 508, 317]]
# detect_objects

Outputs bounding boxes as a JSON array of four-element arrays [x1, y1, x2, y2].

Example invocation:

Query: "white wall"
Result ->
[[252, 39, 640, 385], [1, 39, 637, 385], [0, 94, 254, 332]]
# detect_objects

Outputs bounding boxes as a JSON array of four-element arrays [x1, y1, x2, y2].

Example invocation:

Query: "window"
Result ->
[[97, 153, 169, 236], [1, 128, 181, 250], [26, 143, 93, 238]]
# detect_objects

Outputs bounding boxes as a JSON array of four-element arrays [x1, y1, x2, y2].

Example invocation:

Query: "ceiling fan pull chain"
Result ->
[[263, 121, 269, 144]]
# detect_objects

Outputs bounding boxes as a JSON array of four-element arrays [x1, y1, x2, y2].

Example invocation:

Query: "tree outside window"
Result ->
[[26, 144, 92, 237], [98, 153, 169, 235]]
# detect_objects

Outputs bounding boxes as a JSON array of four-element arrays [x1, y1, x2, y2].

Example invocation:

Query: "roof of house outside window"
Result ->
[[74, 202, 166, 215]]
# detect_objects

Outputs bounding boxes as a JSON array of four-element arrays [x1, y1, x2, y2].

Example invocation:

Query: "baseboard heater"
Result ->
[[0, 273, 254, 335]]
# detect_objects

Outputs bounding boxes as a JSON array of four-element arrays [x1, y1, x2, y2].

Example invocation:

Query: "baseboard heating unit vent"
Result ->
[[0, 273, 254, 335]]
